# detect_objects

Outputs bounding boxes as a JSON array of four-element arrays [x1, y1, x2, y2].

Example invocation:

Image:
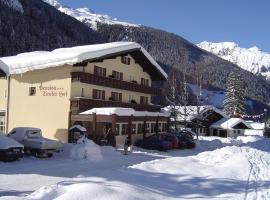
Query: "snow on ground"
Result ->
[[1, 135, 270, 200]]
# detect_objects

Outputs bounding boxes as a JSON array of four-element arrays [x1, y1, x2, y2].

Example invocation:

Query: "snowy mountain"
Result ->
[[198, 41, 270, 79], [2, 0, 23, 13], [42, 0, 139, 30]]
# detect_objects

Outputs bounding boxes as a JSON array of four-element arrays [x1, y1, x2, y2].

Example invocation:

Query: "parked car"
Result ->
[[0, 133, 24, 161], [135, 135, 171, 151], [159, 134, 179, 149], [8, 127, 62, 158], [174, 130, 196, 149]]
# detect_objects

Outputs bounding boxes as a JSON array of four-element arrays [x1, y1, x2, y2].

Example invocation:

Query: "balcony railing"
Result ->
[[70, 98, 162, 113], [71, 72, 161, 95]]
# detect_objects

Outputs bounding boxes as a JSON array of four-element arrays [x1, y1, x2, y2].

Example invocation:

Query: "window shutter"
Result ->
[[140, 96, 143, 104], [119, 93, 122, 102], [141, 78, 144, 85], [146, 97, 148, 104], [94, 66, 98, 75], [93, 89, 96, 99], [102, 91, 105, 100], [128, 58, 131, 65], [103, 68, 106, 77], [120, 72, 123, 80]]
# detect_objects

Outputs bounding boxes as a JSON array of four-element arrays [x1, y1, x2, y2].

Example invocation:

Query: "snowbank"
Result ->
[[69, 137, 102, 162], [2, 135, 270, 199]]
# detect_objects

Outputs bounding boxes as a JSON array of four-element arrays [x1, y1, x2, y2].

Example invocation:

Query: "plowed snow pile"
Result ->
[[1, 136, 270, 200], [69, 137, 102, 161]]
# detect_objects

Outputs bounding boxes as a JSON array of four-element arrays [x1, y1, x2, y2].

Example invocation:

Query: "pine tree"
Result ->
[[165, 70, 182, 129], [165, 69, 190, 129], [223, 71, 246, 117]]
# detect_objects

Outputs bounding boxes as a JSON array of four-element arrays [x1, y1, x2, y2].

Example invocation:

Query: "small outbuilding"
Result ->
[[69, 125, 87, 143], [210, 118, 251, 138]]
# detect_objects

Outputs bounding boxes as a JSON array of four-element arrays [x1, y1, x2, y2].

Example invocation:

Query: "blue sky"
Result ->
[[59, 0, 270, 52]]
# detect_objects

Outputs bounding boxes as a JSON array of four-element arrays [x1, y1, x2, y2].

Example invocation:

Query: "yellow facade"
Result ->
[[1, 54, 160, 143], [71, 82, 152, 104], [73, 54, 152, 85], [7, 66, 72, 142], [0, 77, 8, 133]]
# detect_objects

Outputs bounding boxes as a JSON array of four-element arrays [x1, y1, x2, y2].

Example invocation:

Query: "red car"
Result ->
[[159, 134, 179, 149]]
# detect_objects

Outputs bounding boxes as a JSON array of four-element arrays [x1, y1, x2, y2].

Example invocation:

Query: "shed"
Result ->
[[210, 118, 251, 138]]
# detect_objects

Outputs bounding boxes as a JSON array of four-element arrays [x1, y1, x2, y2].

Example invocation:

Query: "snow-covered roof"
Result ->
[[246, 122, 265, 130], [69, 125, 87, 132], [211, 118, 251, 130], [80, 107, 170, 117], [162, 105, 226, 122], [0, 42, 167, 79]]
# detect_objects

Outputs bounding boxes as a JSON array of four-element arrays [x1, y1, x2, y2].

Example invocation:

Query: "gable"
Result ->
[[75, 49, 166, 81], [233, 122, 250, 129]]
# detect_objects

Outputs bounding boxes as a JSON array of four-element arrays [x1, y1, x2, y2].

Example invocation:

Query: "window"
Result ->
[[81, 88, 84, 97], [71, 101, 79, 107], [161, 123, 166, 132], [29, 87, 36, 96], [132, 124, 136, 134], [141, 78, 149, 86], [72, 76, 80, 82], [0, 112, 5, 133], [93, 89, 105, 100], [112, 70, 123, 80], [137, 123, 143, 134], [111, 92, 122, 102], [146, 123, 150, 133], [140, 96, 149, 104], [121, 124, 128, 135], [158, 123, 162, 133], [121, 56, 131, 65], [151, 123, 156, 133], [94, 65, 106, 77], [115, 124, 120, 136]]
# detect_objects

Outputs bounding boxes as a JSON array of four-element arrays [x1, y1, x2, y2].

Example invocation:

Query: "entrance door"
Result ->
[[219, 130, 227, 137], [96, 122, 113, 145]]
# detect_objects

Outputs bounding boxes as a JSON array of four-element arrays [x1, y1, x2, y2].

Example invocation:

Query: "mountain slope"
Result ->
[[198, 41, 270, 79], [40, 0, 270, 109], [42, 0, 139, 30], [1, 0, 270, 112], [0, 0, 102, 56], [96, 25, 270, 107], [2, 0, 23, 13]]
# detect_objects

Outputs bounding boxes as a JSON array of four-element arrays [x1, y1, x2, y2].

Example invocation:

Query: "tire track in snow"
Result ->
[[241, 146, 270, 200]]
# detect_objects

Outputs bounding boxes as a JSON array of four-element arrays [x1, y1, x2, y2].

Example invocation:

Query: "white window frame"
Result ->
[[0, 112, 6, 133]]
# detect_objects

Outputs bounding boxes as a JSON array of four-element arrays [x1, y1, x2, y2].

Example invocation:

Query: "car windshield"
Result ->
[[26, 130, 42, 138]]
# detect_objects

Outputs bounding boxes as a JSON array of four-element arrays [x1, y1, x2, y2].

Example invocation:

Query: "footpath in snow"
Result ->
[[1, 136, 270, 200]]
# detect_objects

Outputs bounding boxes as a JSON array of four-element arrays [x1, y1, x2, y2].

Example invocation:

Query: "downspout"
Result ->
[[6, 75, 11, 133]]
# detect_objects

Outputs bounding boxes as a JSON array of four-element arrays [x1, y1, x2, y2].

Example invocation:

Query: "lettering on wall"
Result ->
[[39, 85, 68, 97]]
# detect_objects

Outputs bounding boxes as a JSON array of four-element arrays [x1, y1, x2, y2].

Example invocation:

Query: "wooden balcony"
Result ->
[[70, 98, 162, 113], [71, 72, 161, 95]]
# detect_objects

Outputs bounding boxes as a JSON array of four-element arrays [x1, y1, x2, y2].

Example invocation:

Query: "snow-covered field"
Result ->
[[1, 135, 270, 200]]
